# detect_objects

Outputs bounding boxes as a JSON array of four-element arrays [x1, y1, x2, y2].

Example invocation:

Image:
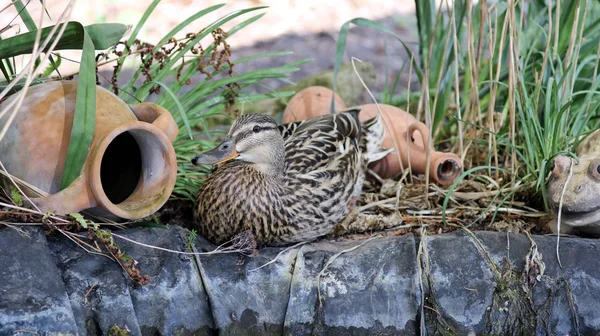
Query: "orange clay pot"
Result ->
[[0, 80, 178, 219], [280, 86, 462, 185], [282, 86, 346, 123], [355, 104, 461, 185]]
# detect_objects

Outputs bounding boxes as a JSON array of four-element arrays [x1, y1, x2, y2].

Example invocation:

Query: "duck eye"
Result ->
[[549, 161, 555, 172], [253, 125, 262, 133]]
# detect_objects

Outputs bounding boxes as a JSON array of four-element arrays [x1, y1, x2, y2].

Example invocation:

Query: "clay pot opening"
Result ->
[[90, 123, 177, 219], [437, 159, 460, 182], [100, 131, 142, 204]]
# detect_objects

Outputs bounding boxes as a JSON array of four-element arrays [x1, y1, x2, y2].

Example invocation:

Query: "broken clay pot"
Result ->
[[0, 80, 178, 219], [355, 104, 462, 185], [281, 86, 347, 123]]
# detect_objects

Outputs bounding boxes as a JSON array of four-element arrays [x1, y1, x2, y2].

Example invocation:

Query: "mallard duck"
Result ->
[[191, 109, 385, 246]]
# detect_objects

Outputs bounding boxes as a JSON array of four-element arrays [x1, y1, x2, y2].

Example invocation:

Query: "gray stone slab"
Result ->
[[473, 231, 543, 335], [471, 232, 600, 335], [0, 227, 78, 334], [424, 231, 496, 333], [472, 231, 531, 269], [49, 226, 215, 335], [284, 234, 421, 335], [5, 224, 600, 335], [48, 229, 143, 335], [425, 230, 600, 335], [283, 247, 328, 336], [529, 234, 600, 335], [117, 226, 215, 335], [195, 236, 298, 336]]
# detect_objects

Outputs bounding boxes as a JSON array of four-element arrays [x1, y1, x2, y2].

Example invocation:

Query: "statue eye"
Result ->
[[253, 125, 262, 133], [589, 158, 600, 180]]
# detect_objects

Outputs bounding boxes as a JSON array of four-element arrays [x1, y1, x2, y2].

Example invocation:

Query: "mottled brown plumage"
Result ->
[[192, 110, 383, 246]]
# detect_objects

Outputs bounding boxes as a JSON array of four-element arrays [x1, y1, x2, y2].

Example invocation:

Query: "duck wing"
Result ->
[[278, 109, 361, 175]]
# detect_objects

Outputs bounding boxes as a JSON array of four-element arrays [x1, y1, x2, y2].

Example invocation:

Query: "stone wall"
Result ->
[[0, 226, 597, 335]]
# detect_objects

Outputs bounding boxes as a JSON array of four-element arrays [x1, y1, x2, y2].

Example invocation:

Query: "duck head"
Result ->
[[192, 114, 285, 175]]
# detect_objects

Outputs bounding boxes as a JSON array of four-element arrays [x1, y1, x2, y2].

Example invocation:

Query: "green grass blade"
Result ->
[[151, 10, 270, 101], [235, 51, 294, 64], [386, 65, 405, 105], [37, 0, 52, 20], [227, 12, 266, 36], [515, 93, 537, 168], [83, 24, 130, 49], [60, 30, 96, 189], [0, 22, 127, 58], [12, 0, 37, 31], [1, 54, 14, 78], [127, 0, 161, 45], [176, 61, 307, 108], [382, 40, 391, 103], [11, 0, 61, 74], [441, 166, 508, 226], [129, 7, 269, 102], [40, 53, 61, 76], [0, 77, 48, 94], [236, 91, 295, 105], [0, 61, 10, 81], [156, 6, 269, 77], [158, 3, 227, 44], [415, 0, 436, 70], [557, 0, 580, 54]]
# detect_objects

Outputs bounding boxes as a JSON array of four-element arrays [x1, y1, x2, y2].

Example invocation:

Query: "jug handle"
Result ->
[[129, 103, 179, 142], [407, 122, 431, 151]]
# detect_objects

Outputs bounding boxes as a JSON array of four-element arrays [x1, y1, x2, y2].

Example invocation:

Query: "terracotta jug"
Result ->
[[0, 80, 179, 219]]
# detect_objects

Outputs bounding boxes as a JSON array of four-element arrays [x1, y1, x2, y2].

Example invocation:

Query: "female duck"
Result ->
[[192, 111, 367, 246]]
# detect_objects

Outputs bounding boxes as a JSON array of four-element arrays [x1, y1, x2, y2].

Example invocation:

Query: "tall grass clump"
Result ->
[[456, 0, 600, 208], [334, 0, 600, 211]]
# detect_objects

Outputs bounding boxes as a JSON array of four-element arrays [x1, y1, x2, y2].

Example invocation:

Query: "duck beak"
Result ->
[[191, 139, 239, 165]]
